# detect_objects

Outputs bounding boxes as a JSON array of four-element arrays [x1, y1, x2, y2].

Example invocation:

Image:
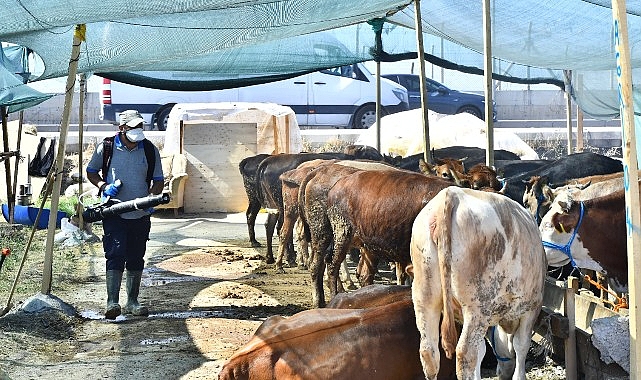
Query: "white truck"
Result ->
[[99, 63, 408, 130]]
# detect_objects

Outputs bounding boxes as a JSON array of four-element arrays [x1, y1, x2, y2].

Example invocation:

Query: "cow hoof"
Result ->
[[275, 267, 286, 274], [287, 261, 298, 268], [251, 241, 262, 248], [298, 264, 308, 270], [346, 283, 358, 290], [265, 257, 275, 264]]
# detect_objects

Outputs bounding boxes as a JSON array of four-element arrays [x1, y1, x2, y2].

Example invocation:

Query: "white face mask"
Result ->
[[125, 128, 145, 142]]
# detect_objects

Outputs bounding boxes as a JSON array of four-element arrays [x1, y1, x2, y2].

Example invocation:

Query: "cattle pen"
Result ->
[[536, 276, 629, 379]]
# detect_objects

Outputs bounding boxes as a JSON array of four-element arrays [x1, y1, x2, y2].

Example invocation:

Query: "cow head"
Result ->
[[418, 158, 467, 185], [522, 176, 554, 222], [539, 192, 603, 272], [467, 163, 501, 191], [343, 144, 384, 162]]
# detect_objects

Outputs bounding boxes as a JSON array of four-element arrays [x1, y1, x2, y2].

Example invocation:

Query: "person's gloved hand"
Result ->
[[103, 179, 122, 198]]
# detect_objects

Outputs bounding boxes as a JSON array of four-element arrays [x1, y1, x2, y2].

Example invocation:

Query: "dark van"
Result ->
[[382, 74, 497, 121]]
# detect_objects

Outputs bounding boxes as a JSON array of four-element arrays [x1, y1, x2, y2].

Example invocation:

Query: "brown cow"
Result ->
[[540, 188, 630, 294], [317, 170, 453, 307], [419, 157, 465, 181], [326, 283, 413, 309], [278, 159, 398, 272], [256, 153, 353, 264], [277, 159, 337, 271], [218, 299, 451, 380], [419, 159, 501, 192]]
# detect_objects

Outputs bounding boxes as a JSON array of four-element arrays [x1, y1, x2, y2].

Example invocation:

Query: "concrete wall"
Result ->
[[7, 92, 103, 125], [494, 89, 567, 120]]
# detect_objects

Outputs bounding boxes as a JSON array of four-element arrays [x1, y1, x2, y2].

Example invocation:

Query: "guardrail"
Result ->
[[299, 126, 622, 151], [34, 124, 623, 153]]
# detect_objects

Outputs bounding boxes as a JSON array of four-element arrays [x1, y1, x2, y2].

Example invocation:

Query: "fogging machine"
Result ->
[[82, 193, 171, 222]]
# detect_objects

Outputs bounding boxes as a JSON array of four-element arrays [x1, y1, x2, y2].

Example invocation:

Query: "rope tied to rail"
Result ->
[[583, 274, 628, 312]]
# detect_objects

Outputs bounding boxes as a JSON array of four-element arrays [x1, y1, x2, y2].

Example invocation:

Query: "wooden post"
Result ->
[[272, 115, 279, 153], [564, 70, 574, 155], [413, 0, 431, 164], [611, 1, 641, 378], [1, 106, 13, 221], [41, 24, 85, 294], [376, 60, 382, 152], [9, 110, 25, 223], [283, 117, 289, 153], [565, 276, 578, 380], [78, 73, 86, 232], [179, 120, 184, 154], [577, 106, 584, 152], [576, 73, 585, 152], [482, 0, 494, 167]]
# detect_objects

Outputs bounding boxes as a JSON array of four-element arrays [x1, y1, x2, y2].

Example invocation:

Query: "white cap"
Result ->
[[119, 110, 145, 128]]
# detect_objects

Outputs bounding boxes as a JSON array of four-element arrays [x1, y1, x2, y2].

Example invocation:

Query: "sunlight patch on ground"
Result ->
[[155, 248, 261, 280], [175, 238, 229, 247], [190, 281, 282, 308]]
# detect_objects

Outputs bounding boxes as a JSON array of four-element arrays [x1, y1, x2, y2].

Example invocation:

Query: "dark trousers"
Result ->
[[102, 215, 151, 271]]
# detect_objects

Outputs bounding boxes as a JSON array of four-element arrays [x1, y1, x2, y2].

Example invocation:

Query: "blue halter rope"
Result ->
[[541, 201, 585, 270], [489, 326, 511, 362], [535, 189, 546, 224]]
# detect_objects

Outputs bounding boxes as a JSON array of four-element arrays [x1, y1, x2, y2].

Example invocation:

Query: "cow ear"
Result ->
[[418, 158, 432, 174], [405, 264, 414, 279], [558, 200, 569, 212]]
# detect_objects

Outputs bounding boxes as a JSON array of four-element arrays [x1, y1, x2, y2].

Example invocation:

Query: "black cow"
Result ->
[[238, 153, 271, 247], [397, 146, 521, 172], [502, 151, 623, 204], [256, 152, 354, 264], [493, 159, 552, 179]]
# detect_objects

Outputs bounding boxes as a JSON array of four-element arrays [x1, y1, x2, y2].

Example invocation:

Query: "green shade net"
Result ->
[[0, 0, 638, 120], [0, 45, 52, 114]]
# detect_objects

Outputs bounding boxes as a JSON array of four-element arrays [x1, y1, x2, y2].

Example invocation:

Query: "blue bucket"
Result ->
[[1, 204, 67, 229]]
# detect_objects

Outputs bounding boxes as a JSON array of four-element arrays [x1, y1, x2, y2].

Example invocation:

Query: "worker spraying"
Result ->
[[85, 110, 164, 320]]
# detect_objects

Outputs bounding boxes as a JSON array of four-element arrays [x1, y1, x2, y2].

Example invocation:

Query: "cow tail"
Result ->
[[437, 188, 458, 359], [297, 170, 314, 243]]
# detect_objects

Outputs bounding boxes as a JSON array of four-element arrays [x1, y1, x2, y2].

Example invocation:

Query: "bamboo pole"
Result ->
[[376, 60, 382, 152], [413, 0, 431, 164], [77, 73, 86, 250], [611, 1, 641, 378], [482, 0, 494, 167], [2, 106, 13, 221], [41, 24, 85, 294], [9, 111, 24, 223]]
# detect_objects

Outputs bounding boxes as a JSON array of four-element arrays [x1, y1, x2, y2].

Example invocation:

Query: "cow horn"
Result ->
[[578, 180, 591, 190]]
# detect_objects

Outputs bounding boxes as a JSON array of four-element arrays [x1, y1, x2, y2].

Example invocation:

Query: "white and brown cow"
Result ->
[[539, 188, 629, 294], [522, 172, 624, 223], [410, 186, 546, 379]]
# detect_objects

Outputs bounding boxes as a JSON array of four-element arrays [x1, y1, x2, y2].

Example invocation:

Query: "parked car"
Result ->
[[101, 63, 408, 130], [381, 74, 497, 121]]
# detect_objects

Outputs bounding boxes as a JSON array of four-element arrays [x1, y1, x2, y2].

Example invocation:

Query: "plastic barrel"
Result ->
[[1, 204, 66, 229]]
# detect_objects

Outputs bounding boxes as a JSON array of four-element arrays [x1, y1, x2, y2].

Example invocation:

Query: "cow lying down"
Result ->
[[219, 283, 457, 380], [218, 299, 428, 380]]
